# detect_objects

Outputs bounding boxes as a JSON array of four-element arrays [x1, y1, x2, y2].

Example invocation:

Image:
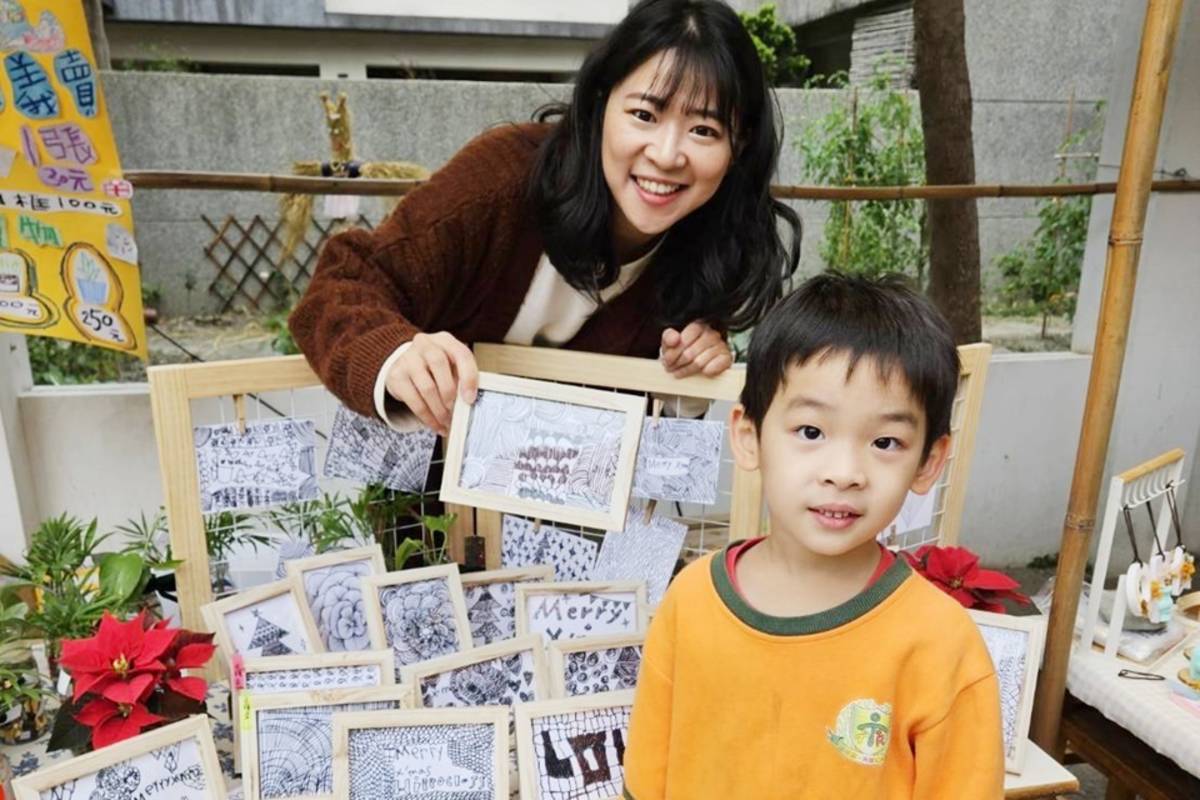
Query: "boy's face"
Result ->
[[730, 351, 950, 559]]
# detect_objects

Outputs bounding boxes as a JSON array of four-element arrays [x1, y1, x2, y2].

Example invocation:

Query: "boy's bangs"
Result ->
[[644, 44, 740, 137]]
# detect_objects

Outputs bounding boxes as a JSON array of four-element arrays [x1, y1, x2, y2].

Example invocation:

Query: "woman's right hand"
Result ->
[[384, 332, 479, 436]]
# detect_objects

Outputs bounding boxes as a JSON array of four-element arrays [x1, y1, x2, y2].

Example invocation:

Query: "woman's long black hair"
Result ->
[[529, 0, 801, 333]]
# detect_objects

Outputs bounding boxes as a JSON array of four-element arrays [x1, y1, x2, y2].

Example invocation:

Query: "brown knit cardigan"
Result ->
[[289, 122, 666, 418]]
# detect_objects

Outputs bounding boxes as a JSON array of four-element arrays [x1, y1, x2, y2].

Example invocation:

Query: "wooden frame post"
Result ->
[[1030, 0, 1185, 754]]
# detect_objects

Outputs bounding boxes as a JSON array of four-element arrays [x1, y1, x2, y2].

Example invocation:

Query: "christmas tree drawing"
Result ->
[[468, 588, 505, 644], [248, 610, 294, 656]]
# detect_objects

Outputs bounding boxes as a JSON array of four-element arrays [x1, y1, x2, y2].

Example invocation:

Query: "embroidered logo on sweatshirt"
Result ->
[[826, 698, 892, 766]]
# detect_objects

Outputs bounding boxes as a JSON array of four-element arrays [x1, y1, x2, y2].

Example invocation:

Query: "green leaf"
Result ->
[[98, 553, 147, 603]]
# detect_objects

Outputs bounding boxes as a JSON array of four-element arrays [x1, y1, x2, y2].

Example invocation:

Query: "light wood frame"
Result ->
[[241, 649, 396, 691], [12, 715, 226, 800], [149, 344, 989, 655], [515, 581, 648, 644], [969, 609, 1047, 774], [362, 565, 474, 675], [201, 574, 325, 666], [330, 707, 510, 800], [547, 632, 646, 698], [461, 565, 555, 645], [514, 690, 637, 800], [440, 372, 646, 531], [286, 544, 387, 650], [400, 633, 551, 706], [241, 684, 416, 800]]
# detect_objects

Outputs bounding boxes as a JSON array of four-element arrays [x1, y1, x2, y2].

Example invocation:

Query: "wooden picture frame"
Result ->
[[514, 691, 636, 800], [241, 684, 416, 800], [286, 545, 387, 652], [968, 609, 1047, 774], [515, 581, 648, 644], [201, 575, 325, 665], [330, 707, 510, 800], [439, 372, 646, 531], [547, 632, 645, 698], [460, 565, 555, 646], [13, 715, 226, 800], [400, 634, 551, 710], [362, 565, 473, 678]]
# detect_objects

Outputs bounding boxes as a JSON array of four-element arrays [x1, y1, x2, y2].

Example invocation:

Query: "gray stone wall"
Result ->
[[104, 71, 1096, 314]]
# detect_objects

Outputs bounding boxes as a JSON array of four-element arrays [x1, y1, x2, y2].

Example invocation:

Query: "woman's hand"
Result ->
[[660, 321, 732, 379], [384, 332, 479, 435]]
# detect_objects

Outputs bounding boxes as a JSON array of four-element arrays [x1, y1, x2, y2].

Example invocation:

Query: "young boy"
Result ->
[[623, 274, 1004, 799]]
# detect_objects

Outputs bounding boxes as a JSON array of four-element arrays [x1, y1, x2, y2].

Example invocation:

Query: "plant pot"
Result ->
[[210, 560, 233, 596], [0, 677, 49, 745]]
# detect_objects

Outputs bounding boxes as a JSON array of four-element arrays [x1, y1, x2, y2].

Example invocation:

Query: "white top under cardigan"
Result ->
[[373, 247, 708, 429]]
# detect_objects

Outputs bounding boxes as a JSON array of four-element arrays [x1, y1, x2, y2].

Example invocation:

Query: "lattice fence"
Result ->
[[202, 214, 375, 312]]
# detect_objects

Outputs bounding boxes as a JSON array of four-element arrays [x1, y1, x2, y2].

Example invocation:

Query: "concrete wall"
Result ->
[[103, 72, 1096, 314], [14, 349, 1092, 568], [1071, 0, 1200, 571]]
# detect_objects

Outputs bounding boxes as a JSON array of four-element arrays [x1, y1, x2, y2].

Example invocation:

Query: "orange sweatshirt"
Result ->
[[623, 548, 1004, 799]]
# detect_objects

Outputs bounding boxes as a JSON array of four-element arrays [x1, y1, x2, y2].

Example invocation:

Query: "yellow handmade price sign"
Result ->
[[0, 0, 146, 357]]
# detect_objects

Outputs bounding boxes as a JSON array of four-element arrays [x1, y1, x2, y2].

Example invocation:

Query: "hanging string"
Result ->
[[1123, 505, 1143, 564], [1165, 481, 1185, 549], [1144, 501, 1168, 557]]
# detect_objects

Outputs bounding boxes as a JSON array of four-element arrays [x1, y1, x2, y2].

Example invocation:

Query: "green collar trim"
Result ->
[[710, 544, 912, 635]]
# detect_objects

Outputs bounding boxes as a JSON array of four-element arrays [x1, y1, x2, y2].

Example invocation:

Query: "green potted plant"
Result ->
[[0, 602, 51, 745], [204, 511, 270, 595], [114, 509, 184, 616]]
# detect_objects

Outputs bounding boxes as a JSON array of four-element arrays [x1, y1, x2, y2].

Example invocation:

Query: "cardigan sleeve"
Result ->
[[288, 124, 540, 417]]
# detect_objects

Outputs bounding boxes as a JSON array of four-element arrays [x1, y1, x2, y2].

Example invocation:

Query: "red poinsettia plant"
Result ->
[[902, 545, 1031, 613], [50, 611, 215, 753]]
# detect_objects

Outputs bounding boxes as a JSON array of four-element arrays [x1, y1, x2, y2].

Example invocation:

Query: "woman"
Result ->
[[290, 0, 801, 434]]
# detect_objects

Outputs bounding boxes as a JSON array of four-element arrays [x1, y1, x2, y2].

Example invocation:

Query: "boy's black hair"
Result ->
[[739, 273, 960, 459], [528, 0, 801, 334]]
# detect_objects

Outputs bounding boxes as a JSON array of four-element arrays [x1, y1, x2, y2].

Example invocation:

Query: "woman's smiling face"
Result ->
[[601, 50, 734, 259]]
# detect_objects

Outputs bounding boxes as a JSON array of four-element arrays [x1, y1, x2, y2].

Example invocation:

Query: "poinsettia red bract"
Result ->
[[903, 545, 1030, 613], [58, 611, 174, 704], [75, 698, 165, 750]]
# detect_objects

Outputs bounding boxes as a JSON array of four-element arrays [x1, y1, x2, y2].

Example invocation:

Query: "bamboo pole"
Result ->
[[1030, 0, 1184, 755], [122, 169, 1200, 201]]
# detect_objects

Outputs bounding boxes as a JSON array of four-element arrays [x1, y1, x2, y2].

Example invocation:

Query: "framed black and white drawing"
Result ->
[[201, 576, 324, 663], [515, 582, 647, 645], [500, 515, 597, 582], [323, 405, 437, 493], [241, 685, 415, 800], [461, 566, 554, 647], [400, 634, 550, 715], [241, 650, 395, 694], [287, 546, 386, 652], [630, 417, 724, 505], [547, 633, 645, 699], [439, 373, 645, 531], [968, 609, 1047, 773], [194, 418, 319, 512], [362, 565, 473, 679], [514, 691, 635, 800], [589, 506, 687, 607], [330, 707, 509, 800], [13, 715, 226, 800]]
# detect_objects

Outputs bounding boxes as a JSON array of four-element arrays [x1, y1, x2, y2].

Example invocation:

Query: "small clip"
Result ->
[[1117, 668, 1165, 681], [233, 393, 247, 435], [533, 518, 542, 535], [650, 398, 664, 427], [643, 499, 657, 525], [231, 653, 246, 690]]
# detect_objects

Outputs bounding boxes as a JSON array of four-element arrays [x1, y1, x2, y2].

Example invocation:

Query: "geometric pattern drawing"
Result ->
[[500, 515, 597, 582], [194, 419, 319, 512], [225, 593, 313, 658], [346, 723, 496, 799], [256, 700, 395, 798], [418, 650, 538, 712], [379, 579, 464, 674], [323, 405, 437, 493], [524, 591, 640, 643], [631, 417, 724, 505], [301, 559, 374, 652], [244, 663, 383, 694], [464, 582, 517, 647], [459, 390, 624, 513], [530, 706, 631, 800], [35, 737, 208, 799], [590, 507, 687, 606], [977, 624, 1029, 760], [562, 646, 643, 697]]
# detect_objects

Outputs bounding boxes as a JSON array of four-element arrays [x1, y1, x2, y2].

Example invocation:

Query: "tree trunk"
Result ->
[[912, 0, 981, 342], [83, 0, 111, 70]]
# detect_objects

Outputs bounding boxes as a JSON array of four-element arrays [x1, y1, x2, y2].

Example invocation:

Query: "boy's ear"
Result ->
[[911, 434, 952, 495], [728, 403, 761, 472]]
